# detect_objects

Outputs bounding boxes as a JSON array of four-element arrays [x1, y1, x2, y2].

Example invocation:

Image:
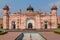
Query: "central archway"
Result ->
[[28, 23, 33, 29], [26, 19, 34, 29]]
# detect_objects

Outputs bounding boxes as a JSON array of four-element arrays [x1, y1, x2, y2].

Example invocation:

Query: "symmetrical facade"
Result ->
[[3, 5, 58, 29]]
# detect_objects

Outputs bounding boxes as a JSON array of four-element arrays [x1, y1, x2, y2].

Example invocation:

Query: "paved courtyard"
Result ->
[[0, 32, 60, 40], [0, 32, 22, 40], [40, 32, 60, 40]]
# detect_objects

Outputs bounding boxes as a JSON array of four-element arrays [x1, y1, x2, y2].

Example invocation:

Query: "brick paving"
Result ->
[[0, 32, 22, 40], [0, 32, 60, 40], [40, 32, 60, 40]]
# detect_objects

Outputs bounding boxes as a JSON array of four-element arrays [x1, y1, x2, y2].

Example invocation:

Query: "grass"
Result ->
[[54, 30, 60, 34], [0, 30, 8, 35]]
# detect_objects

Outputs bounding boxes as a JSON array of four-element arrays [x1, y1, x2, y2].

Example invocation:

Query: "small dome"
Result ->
[[27, 5, 34, 11], [51, 5, 57, 10], [3, 5, 9, 10]]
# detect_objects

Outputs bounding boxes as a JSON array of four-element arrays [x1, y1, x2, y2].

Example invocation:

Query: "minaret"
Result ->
[[51, 5, 57, 15], [3, 5, 9, 29], [51, 5, 58, 29]]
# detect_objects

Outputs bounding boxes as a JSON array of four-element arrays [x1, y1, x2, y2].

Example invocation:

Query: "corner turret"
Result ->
[[3, 5, 9, 14], [51, 5, 57, 15]]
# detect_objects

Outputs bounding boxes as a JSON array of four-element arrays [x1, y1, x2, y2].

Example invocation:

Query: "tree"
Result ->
[[58, 24, 60, 29], [0, 24, 3, 29]]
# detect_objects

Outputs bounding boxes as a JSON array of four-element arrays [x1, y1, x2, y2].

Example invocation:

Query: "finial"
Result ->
[[20, 9, 21, 12], [39, 9, 41, 11]]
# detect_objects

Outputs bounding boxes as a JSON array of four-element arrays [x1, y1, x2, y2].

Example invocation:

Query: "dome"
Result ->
[[27, 5, 34, 11], [51, 5, 57, 10], [3, 5, 9, 10]]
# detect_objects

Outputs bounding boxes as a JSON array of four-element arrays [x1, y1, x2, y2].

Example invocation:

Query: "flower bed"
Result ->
[[54, 30, 60, 34]]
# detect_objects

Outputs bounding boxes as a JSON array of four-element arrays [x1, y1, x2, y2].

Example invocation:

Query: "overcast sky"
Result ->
[[0, 0, 60, 18]]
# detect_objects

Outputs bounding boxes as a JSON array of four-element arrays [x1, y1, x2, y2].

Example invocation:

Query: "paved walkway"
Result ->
[[0, 32, 60, 40], [40, 32, 60, 40], [0, 32, 22, 40]]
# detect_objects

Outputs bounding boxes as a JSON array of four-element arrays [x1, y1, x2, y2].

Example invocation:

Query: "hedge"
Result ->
[[0, 30, 8, 35], [54, 30, 60, 34]]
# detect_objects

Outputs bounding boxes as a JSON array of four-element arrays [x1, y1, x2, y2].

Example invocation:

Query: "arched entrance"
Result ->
[[12, 21, 16, 29], [45, 24, 47, 29], [44, 21, 47, 29], [26, 19, 34, 29], [28, 23, 33, 29]]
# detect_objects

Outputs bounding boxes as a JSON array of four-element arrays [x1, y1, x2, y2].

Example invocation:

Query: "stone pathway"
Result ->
[[40, 32, 60, 40], [0, 32, 60, 40], [0, 32, 21, 40]]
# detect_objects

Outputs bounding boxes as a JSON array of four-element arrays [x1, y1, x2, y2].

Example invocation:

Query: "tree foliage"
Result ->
[[58, 24, 60, 28]]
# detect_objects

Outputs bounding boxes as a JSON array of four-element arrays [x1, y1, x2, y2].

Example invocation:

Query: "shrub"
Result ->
[[58, 24, 60, 29], [0, 30, 8, 35], [54, 30, 60, 34]]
